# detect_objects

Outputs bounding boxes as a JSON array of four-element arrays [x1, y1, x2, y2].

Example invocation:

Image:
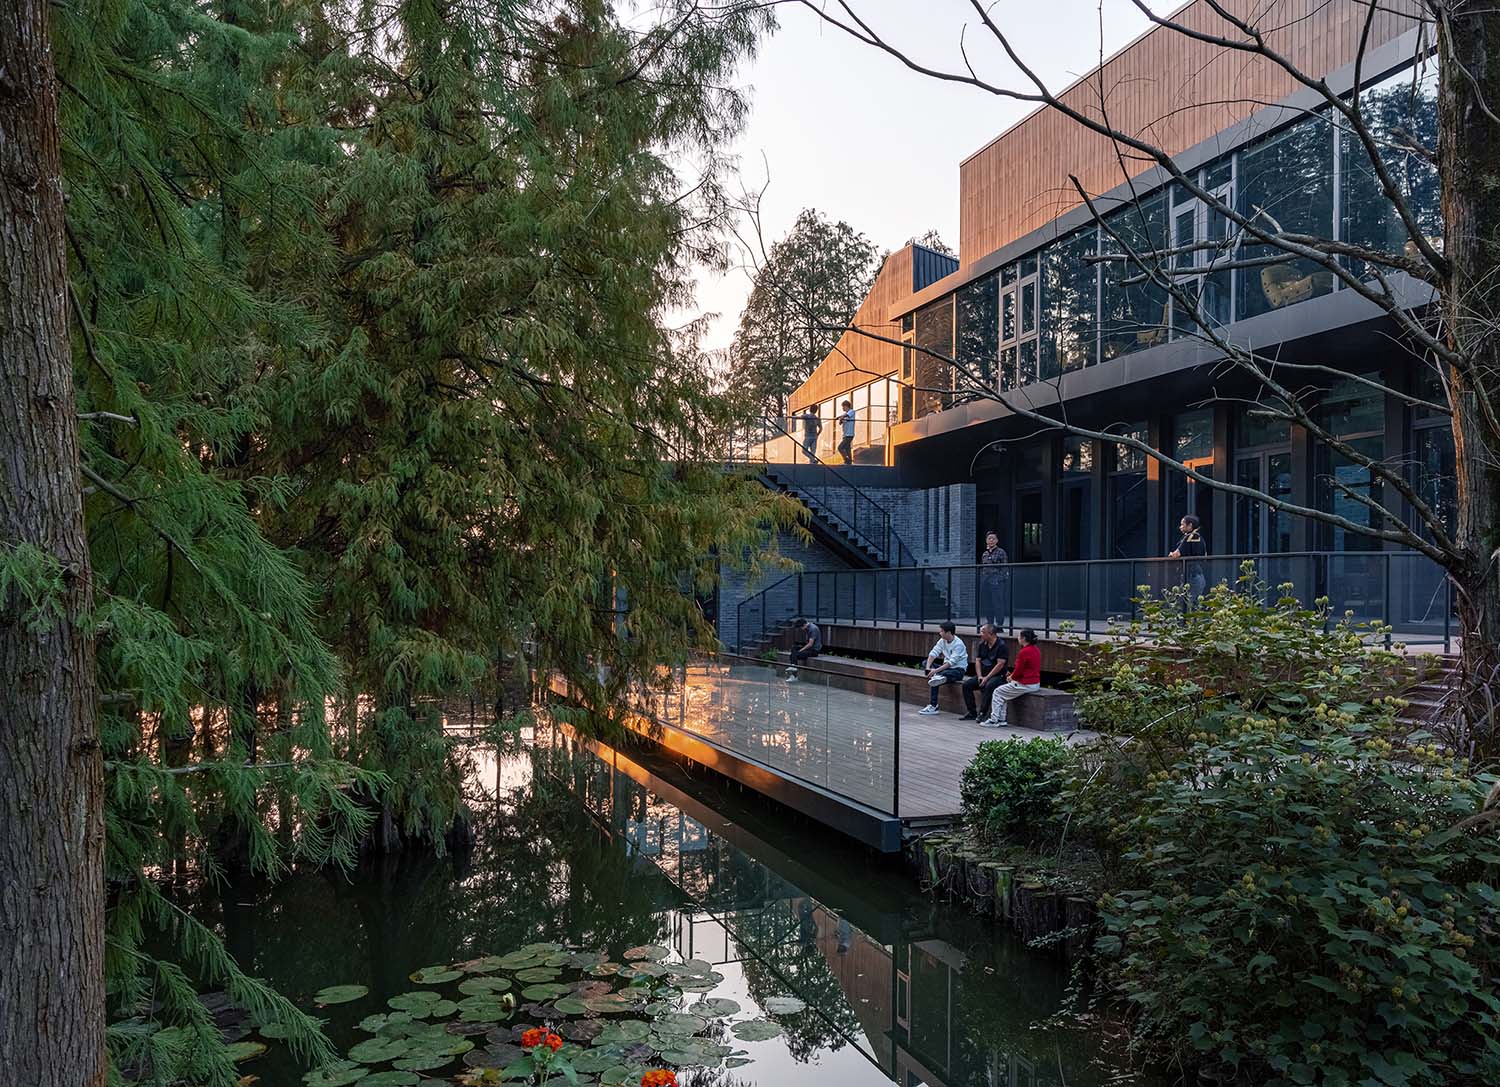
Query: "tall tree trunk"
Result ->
[[1438, 6, 1500, 753], [0, 0, 106, 1083]]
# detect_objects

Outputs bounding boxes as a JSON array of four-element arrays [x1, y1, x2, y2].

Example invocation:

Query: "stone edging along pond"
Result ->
[[902, 830, 1098, 958]]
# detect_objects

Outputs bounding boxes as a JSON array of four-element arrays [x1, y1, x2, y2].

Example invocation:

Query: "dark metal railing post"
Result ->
[[1085, 561, 1093, 636], [1384, 553, 1392, 650], [1445, 574, 1453, 655], [947, 567, 953, 626], [1044, 569, 1052, 638], [919, 568, 926, 630], [891, 679, 901, 818]]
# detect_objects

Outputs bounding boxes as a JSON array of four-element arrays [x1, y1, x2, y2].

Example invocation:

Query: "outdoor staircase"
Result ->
[[1397, 654, 1459, 731], [759, 468, 888, 567]]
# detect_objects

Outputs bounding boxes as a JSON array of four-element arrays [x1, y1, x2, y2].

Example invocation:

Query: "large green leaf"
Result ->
[[315, 984, 370, 1006]]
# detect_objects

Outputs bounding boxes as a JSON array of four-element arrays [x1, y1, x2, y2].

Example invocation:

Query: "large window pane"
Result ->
[[913, 298, 954, 417], [955, 273, 999, 397], [1041, 228, 1099, 375], [1101, 192, 1170, 359], [1237, 116, 1336, 318], [1342, 64, 1440, 274]]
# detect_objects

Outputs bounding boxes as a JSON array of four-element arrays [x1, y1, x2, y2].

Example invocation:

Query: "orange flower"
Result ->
[[641, 1071, 678, 1087], [520, 1028, 546, 1049], [544, 1033, 563, 1052]]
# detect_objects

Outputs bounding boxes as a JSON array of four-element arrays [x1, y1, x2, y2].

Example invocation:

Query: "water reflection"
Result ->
[[541, 723, 1142, 1087], [195, 727, 1140, 1087]]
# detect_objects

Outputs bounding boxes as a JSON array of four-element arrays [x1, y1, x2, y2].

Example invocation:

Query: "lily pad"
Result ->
[[514, 967, 561, 983], [623, 961, 668, 978], [674, 971, 724, 993], [349, 1036, 411, 1063], [599, 1064, 647, 1086], [594, 1020, 651, 1046], [456, 956, 505, 974], [258, 1022, 295, 1040], [226, 1040, 267, 1062], [689, 998, 741, 1019], [622, 945, 669, 962], [303, 1062, 370, 1086], [652, 1012, 707, 1036], [762, 996, 807, 1015], [315, 984, 370, 1006], [457, 977, 511, 997], [445, 1020, 492, 1037], [393, 1051, 463, 1072], [520, 982, 570, 1001], [388, 992, 442, 1013], [560, 1019, 604, 1044], [553, 996, 590, 1015], [409, 966, 463, 985], [362, 1073, 420, 1087], [730, 1019, 784, 1041], [359, 1012, 412, 1034], [464, 1043, 524, 1069], [495, 951, 543, 970], [589, 962, 623, 977]]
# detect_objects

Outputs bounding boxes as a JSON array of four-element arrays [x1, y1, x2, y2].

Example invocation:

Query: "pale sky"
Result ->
[[685, 0, 1155, 352]]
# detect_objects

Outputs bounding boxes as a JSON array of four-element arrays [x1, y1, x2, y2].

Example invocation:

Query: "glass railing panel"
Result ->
[[659, 654, 899, 815]]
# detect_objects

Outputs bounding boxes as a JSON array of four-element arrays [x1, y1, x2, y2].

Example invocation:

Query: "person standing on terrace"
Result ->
[[799, 405, 821, 460], [978, 530, 1009, 632], [837, 399, 856, 465]]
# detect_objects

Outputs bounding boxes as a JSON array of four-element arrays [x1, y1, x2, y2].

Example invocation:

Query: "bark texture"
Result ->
[[0, 1, 106, 1083], [1438, 3, 1500, 750]]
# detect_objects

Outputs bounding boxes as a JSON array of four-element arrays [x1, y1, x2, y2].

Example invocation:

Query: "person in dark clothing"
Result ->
[[837, 399, 856, 465], [786, 617, 821, 679], [799, 407, 822, 460], [961, 623, 1009, 721], [978, 530, 1009, 631], [1168, 513, 1208, 601]]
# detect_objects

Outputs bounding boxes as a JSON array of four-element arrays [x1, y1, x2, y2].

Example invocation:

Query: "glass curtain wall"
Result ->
[[1316, 376, 1386, 551], [891, 59, 1437, 415], [1233, 405, 1294, 555], [1165, 408, 1216, 552], [955, 273, 1000, 401], [1108, 426, 1150, 558]]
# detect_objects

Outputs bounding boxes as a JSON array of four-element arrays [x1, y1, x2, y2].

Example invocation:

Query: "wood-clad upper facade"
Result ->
[[957, 0, 1424, 262]]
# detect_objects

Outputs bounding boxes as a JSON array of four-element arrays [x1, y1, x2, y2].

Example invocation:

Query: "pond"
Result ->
[[194, 722, 1146, 1087]]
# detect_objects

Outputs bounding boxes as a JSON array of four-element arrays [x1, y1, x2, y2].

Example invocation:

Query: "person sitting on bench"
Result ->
[[785, 617, 821, 680], [984, 628, 1041, 726], [918, 622, 969, 716], [961, 623, 1009, 721]]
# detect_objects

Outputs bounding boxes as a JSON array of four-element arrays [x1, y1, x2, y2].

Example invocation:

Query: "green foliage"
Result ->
[[0, 541, 68, 630], [730, 208, 880, 413], [1075, 710, 1500, 1085], [51, 0, 780, 1082], [1068, 563, 1414, 750], [959, 738, 1072, 844], [1057, 565, 1499, 1083]]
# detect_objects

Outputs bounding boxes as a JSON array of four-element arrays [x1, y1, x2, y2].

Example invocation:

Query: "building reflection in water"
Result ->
[[540, 722, 1142, 1087]]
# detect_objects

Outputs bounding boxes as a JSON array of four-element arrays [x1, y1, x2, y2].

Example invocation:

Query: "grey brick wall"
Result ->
[[717, 527, 852, 651]]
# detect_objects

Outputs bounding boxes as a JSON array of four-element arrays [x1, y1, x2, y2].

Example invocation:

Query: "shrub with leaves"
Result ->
[[1073, 706, 1500, 1085], [959, 738, 1073, 844]]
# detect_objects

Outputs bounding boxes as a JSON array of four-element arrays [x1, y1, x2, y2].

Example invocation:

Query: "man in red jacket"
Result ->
[[983, 628, 1042, 726]]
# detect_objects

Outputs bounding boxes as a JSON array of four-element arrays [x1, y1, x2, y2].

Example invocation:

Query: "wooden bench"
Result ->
[[785, 652, 1077, 730]]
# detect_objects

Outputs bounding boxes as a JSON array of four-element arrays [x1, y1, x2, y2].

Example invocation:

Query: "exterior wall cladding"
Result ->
[[773, 3, 1456, 583]]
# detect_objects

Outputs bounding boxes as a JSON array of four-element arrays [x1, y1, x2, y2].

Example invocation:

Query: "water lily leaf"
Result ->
[[582, 993, 635, 1014], [588, 962, 622, 977], [227, 1041, 267, 1062], [674, 976, 722, 993], [495, 951, 542, 970], [349, 1037, 409, 1063], [456, 956, 505, 974], [521, 941, 564, 954], [457, 997, 512, 1024], [359, 1013, 412, 1035], [593, 1020, 650, 1045], [730, 1019, 783, 1041], [598, 1065, 645, 1086], [622, 945, 669, 962], [303, 1062, 369, 1086], [543, 952, 573, 967], [652, 1012, 706, 1036], [560, 1019, 604, 1043], [445, 1021, 491, 1037], [520, 983, 570, 1001], [314, 985, 369, 1006], [388, 992, 442, 1013], [458, 977, 511, 997], [409, 966, 463, 985], [258, 1022, 295, 1040], [566, 950, 604, 970], [761, 997, 806, 1015], [514, 967, 560, 983], [688, 998, 740, 1019], [725, 1057, 752, 1068], [361, 1073, 420, 1087], [552, 997, 590, 1015], [419, 1001, 457, 1020], [624, 961, 668, 978], [393, 1052, 462, 1072]]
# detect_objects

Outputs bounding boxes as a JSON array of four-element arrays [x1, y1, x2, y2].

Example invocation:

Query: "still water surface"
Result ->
[[201, 725, 1143, 1086]]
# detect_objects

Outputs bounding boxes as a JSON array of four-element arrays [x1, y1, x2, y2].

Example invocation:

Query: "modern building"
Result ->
[[724, 0, 1454, 655]]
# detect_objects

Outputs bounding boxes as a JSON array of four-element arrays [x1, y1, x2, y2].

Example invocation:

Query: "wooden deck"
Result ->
[[632, 659, 1088, 841]]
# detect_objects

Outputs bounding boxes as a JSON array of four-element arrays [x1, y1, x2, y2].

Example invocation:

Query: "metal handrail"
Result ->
[[727, 417, 917, 568], [735, 550, 1455, 654]]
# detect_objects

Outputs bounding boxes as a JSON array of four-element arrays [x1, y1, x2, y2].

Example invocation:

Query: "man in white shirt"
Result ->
[[837, 399, 856, 465], [918, 621, 969, 715]]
